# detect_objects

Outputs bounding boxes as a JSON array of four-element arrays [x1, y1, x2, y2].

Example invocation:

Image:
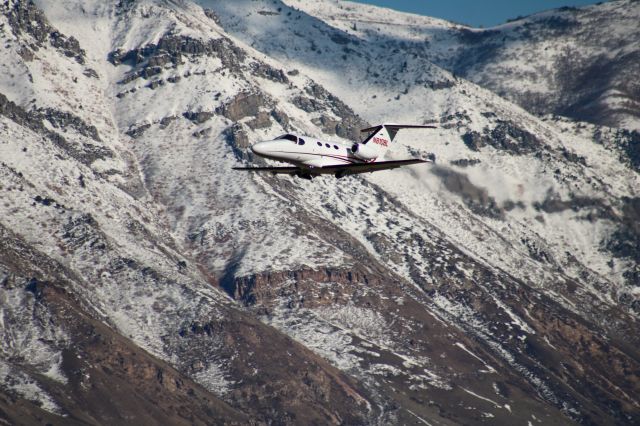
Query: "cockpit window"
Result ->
[[299, 138, 306, 145], [278, 134, 298, 143]]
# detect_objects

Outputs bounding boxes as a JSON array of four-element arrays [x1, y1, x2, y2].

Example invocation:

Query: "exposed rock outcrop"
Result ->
[[462, 120, 543, 155], [0, 93, 112, 165], [3, 0, 86, 64]]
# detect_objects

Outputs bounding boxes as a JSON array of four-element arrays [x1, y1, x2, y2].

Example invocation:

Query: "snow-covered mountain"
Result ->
[[288, 0, 640, 131], [1, 0, 638, 424]]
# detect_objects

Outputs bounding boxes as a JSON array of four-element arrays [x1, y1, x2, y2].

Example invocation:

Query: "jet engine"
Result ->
[[351, 143, 378, 161]]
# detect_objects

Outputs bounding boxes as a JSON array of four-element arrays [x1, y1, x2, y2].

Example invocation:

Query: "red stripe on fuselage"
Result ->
[[273, 151, 365, 164]]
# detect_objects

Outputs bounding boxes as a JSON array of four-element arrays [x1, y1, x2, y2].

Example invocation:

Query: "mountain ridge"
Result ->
[[285, 0, 640, 130]]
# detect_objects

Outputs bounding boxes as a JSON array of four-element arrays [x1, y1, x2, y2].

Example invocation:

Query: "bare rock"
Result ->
[[216, 92, 266, 122]]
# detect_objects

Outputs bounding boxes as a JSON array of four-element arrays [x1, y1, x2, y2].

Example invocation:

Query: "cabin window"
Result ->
[[279, 134, 298, 143], [333, 145, 339, 150], [325, 143, 330, 148], [299, 138, 306, 145], [317, 141, 322, 146]]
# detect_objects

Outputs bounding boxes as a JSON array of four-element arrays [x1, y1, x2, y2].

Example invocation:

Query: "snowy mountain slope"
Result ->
[[1, 0, 639, 424], [275, 0, 640, 308], [0, 241, 249, 425], [117, 0, 638, 422], [286, 0, 640, 131], [443, 0, 640, 131], [78, 2, 574, 421], [0, 1, 382, 423], [207, 0, 639, 315]]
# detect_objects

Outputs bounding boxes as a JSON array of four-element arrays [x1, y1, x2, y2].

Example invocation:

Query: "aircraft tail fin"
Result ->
[[356, 124, 436, 159]]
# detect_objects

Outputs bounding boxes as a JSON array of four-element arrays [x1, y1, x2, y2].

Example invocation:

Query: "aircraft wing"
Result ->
[[233, 159, 429, 176], [232, 166, 301, 174], [320, 159, 429, 175]]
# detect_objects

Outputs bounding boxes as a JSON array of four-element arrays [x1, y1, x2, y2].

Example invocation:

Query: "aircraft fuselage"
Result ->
[[250, 135, 366, 171]]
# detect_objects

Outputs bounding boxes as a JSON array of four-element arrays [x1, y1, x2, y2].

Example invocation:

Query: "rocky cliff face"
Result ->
[[1, 0, 639, 424]]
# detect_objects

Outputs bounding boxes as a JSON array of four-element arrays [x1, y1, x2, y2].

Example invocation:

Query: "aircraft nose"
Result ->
[[251, 141, 269, 156]]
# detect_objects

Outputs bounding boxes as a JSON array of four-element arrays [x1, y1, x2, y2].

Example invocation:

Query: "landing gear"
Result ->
[[294, 171, 313, 180]]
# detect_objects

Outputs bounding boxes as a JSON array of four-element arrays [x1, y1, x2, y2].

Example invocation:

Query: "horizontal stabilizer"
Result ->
[[360, 124, 437, 133]]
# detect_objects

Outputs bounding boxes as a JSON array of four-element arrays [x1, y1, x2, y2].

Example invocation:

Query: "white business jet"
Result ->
[[233, 124, 435, 179]]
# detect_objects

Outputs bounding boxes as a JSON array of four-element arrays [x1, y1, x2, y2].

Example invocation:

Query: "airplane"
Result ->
[[233, 123, 436, 179]]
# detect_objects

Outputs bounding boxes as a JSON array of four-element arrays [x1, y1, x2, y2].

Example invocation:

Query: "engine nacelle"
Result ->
[[351, 143, 378, 161]]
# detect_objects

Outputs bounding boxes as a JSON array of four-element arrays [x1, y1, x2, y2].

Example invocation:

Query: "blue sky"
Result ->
[[351, 0, 602, 27]]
